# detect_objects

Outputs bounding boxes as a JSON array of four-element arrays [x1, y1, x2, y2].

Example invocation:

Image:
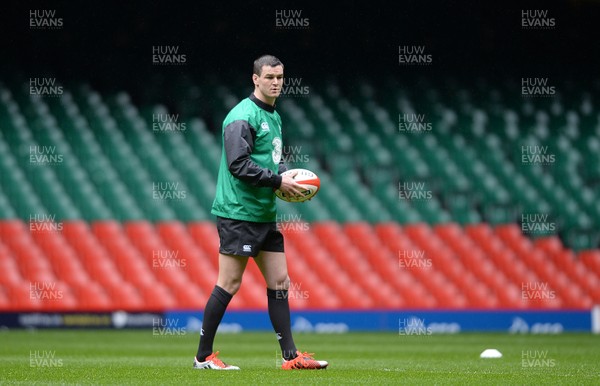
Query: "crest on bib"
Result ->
[[272, 137, 282, 163]]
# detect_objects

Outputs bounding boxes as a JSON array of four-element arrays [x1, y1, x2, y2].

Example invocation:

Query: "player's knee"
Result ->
[[274, 275, 290, 291], [218, 277, 243, 295]]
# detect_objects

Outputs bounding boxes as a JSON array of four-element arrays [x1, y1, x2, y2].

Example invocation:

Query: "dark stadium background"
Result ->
[[4, 1, 599, 96]]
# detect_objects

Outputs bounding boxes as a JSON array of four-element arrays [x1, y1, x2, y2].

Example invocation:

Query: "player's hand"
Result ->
[[279, 170, 305, 198]]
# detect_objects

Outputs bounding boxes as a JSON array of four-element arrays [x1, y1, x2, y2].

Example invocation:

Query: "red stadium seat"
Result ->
[[0, 243, 24, 286], [0, 219, 28, 239], [140, 284, 178, 310], [2, 218, 597, 311], [0, 287, 10, 310], [188, 222, 220, 266], [579, 250, 600, 277], [71, 281, 113, 311], [106, 282, 145, 311], [91, 220, 123, 242], [284, 240, 341, 308], [7, 282, 44, 311]]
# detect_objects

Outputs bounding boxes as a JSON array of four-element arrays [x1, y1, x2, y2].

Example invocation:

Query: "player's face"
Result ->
[[253, 65, 284, 103]]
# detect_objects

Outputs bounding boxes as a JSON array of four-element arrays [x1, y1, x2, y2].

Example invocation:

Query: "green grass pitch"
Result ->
[[1, 330, 599, 385]]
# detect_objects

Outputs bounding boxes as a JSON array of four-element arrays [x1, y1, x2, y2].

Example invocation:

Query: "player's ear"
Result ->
[[252, 73, 259, 86]]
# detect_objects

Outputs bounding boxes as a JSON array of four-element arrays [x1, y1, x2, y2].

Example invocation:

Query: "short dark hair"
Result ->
[[253, 55, 284, 76]]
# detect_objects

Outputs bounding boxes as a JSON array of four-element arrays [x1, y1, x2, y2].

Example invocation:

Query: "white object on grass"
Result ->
[[480, 349, 503, 358]]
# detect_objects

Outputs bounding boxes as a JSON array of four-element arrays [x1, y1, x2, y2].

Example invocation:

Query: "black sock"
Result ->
[[267, 288, 298, 360], [196, 285, 233, 361]]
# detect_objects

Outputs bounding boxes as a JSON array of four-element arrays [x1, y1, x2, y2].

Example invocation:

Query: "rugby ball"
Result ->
[[275, 168, 320, 203]]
